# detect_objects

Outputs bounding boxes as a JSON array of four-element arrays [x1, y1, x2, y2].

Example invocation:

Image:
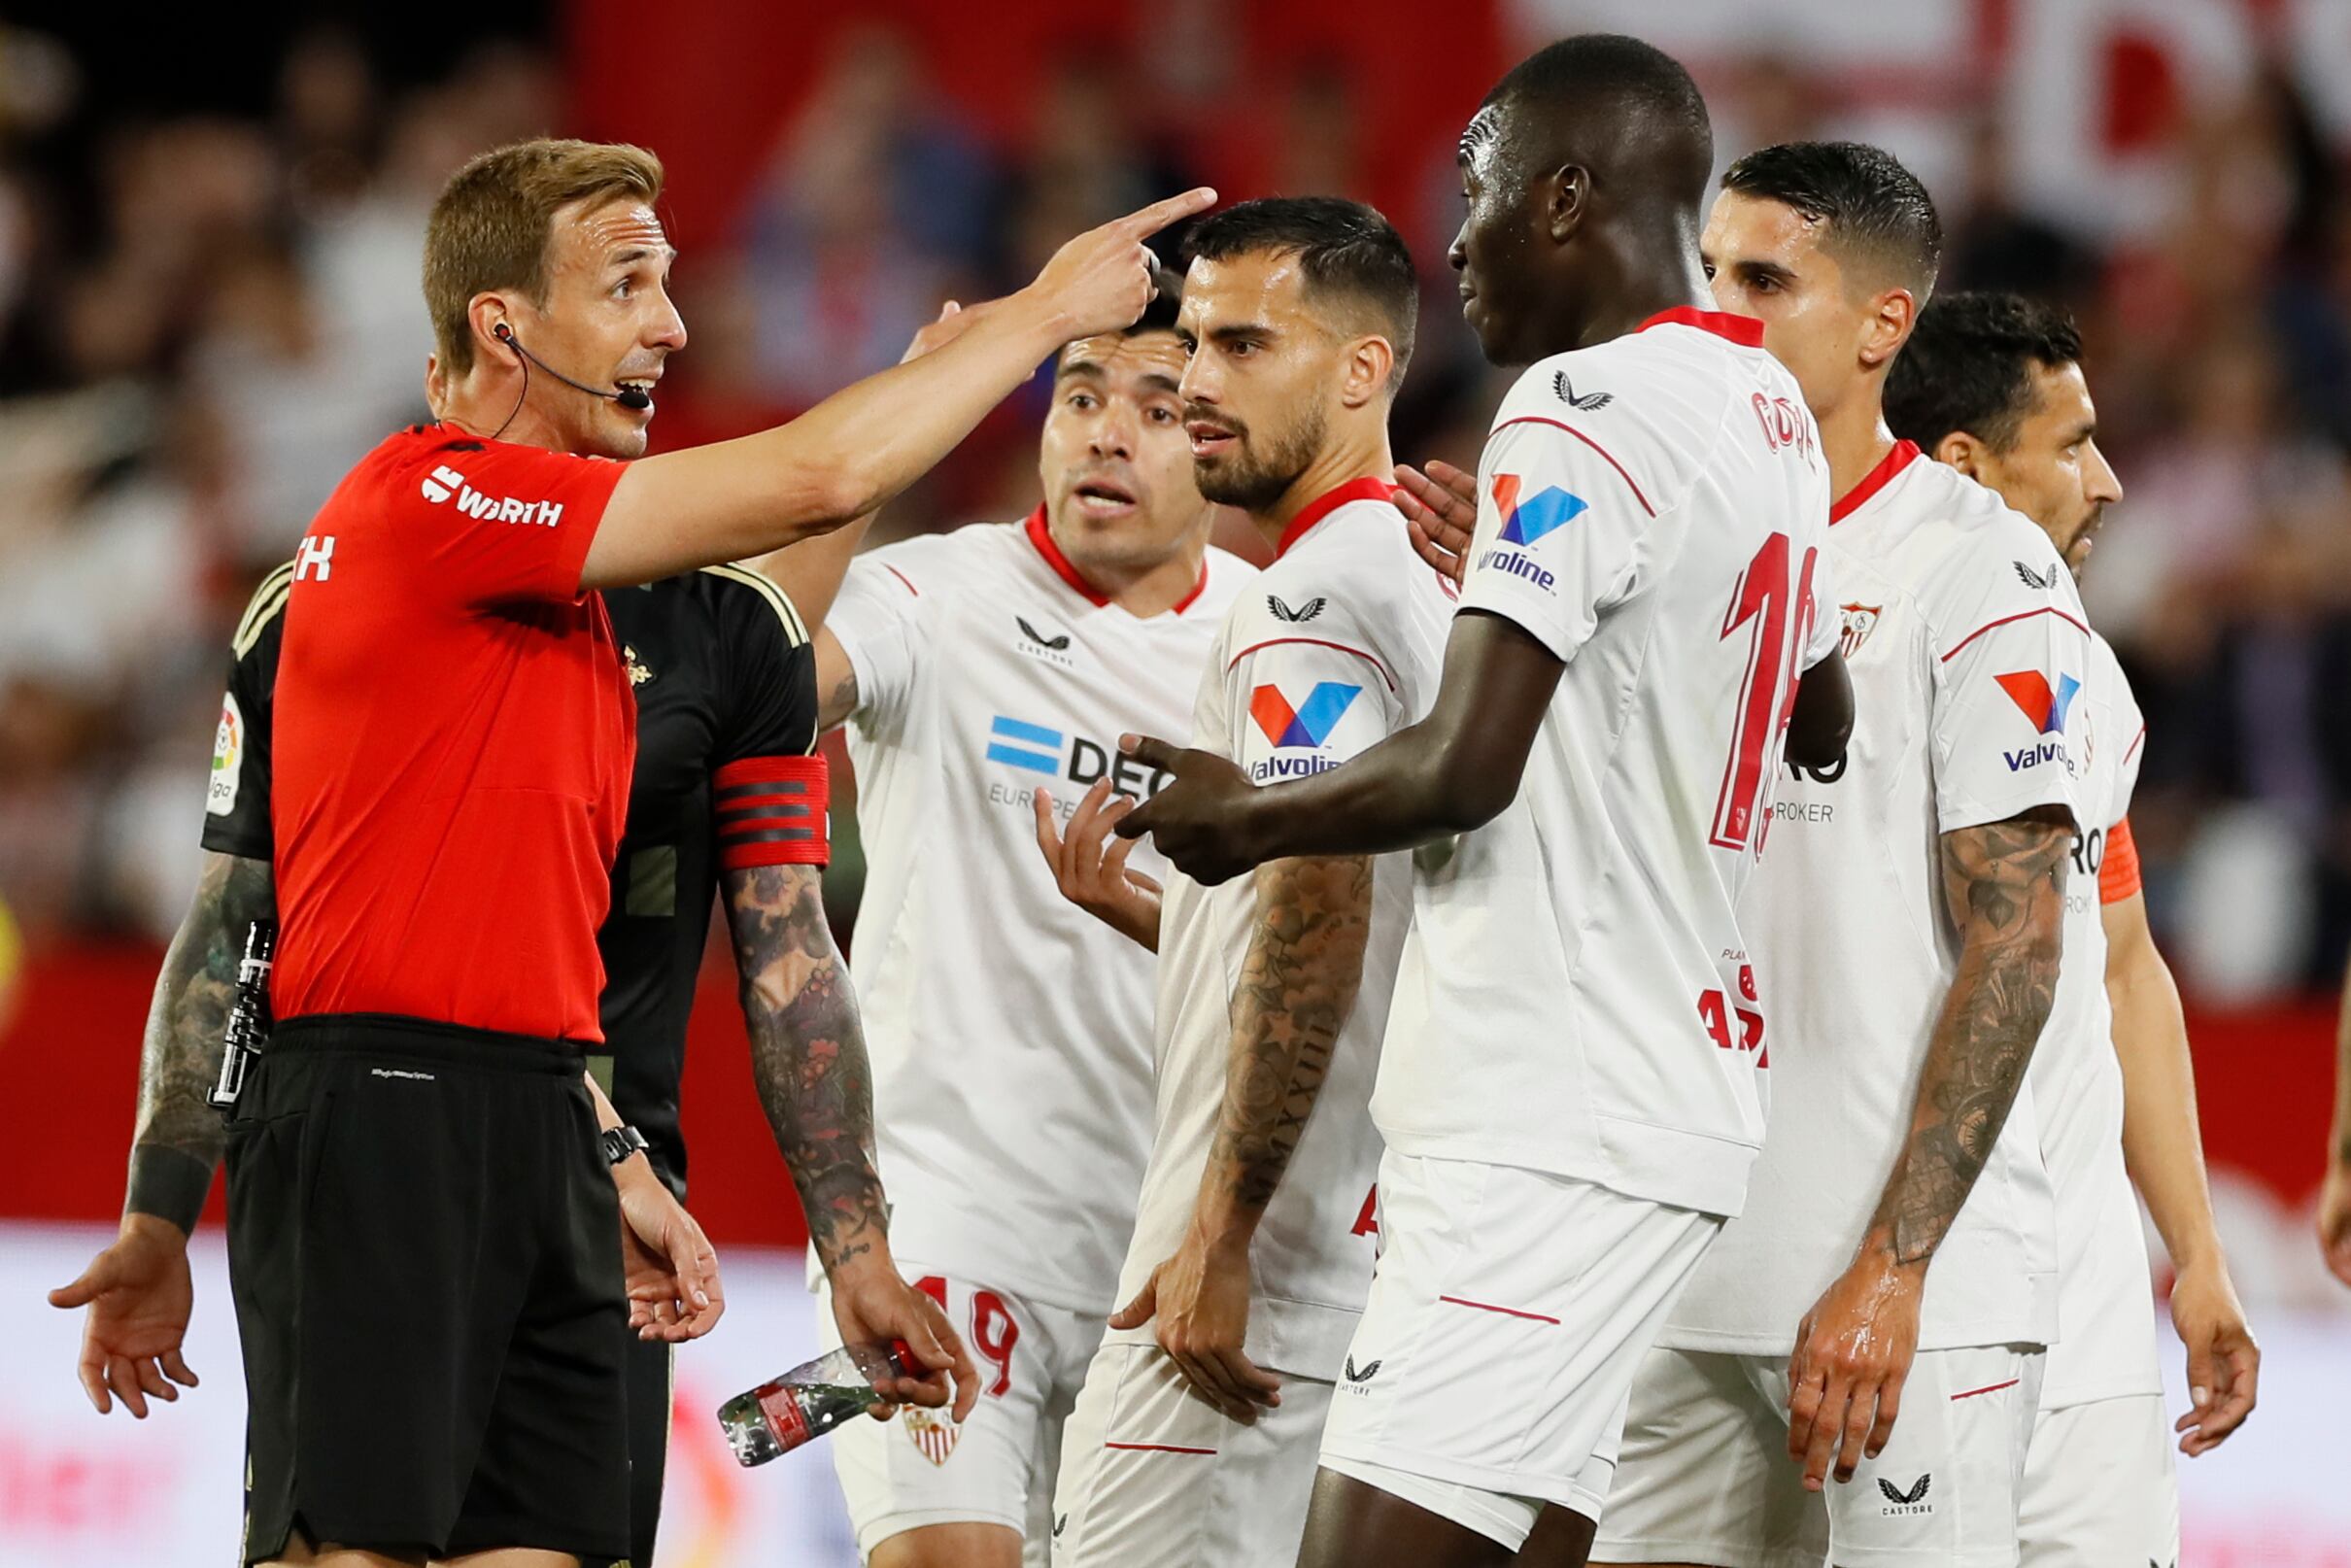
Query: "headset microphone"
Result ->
[[494, 323, 654, 410]]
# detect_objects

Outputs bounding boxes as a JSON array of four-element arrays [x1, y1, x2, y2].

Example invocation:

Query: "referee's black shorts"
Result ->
[[224, 1014, 630, 1564]]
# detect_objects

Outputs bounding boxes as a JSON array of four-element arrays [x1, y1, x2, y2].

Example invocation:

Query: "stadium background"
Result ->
[[2, 0, 2349, 1561]]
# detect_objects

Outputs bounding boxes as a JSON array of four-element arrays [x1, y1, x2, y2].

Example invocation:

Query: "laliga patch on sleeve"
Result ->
[[206, 694, 243, 817]]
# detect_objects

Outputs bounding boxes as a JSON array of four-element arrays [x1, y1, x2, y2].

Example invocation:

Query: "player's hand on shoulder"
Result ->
[[1033, 779, 1164, 951], [48, 1214, 200, 1418], [829, 1257, 981, 1424], [1023, 188, 1217, 340], [1113, 735, 1259, 887], [1785, 1250, 1924, 1493], [1396, 460, 1478, 591], [616, 1165, 726, 1343], [2169, 1260, 2259, 1455], [1107, 1226, 1280, 1425]]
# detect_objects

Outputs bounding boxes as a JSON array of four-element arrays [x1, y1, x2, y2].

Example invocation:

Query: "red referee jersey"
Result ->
[[270, 425, 634, 1042]]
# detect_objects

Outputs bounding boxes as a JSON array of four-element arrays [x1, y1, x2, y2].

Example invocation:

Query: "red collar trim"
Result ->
[[1830, 440, 1922, 525], [1025, 505, 1213, 616], [1025, 505, 1110, 607], [1274, 475, 1399, 561], [1637, 306, 1766, 348]]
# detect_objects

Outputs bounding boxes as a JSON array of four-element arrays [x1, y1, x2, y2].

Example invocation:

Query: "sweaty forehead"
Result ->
[[1704, 189, 1827, 264], [561, 199, 671, 264], [1180, 252, 1308, 327], [1058, 329, 1188, 384]]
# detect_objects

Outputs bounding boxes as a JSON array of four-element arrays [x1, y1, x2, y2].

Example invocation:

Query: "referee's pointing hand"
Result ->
[[1029, 188, 1217, 343], [1113, 735, 1260, 887]]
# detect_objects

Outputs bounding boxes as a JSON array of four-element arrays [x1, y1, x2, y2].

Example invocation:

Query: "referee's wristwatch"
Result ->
[[601, 1124, 651, 1168]]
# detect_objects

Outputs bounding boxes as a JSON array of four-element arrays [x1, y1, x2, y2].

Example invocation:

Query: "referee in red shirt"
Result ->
[[54, 138, 1210, 1568]]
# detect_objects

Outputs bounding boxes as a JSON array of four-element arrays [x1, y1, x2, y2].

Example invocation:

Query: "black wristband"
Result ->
[[125, 1145, 215, 1236]]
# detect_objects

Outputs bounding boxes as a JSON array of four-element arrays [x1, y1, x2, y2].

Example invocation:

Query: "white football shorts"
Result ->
[[818, 1262, 1106, 1565], [1314, 1150, 1721, 1551], [1592, 1340, 2044, 1568]]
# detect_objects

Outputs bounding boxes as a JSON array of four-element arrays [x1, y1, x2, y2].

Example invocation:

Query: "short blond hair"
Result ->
[[424, 138, 664, 376]]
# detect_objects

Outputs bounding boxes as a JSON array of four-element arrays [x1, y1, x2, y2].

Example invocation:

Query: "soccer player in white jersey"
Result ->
[[760, 279, 1254, 1568], [1886, 290, 2260, 1566], [1119, 38, 1850, 1568], [1590, 142, 2090, 1568], [1029, 196, 1451, 1568]]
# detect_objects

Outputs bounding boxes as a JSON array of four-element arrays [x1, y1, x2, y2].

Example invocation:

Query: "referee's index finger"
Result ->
[[1111, 187, 1217, 239]]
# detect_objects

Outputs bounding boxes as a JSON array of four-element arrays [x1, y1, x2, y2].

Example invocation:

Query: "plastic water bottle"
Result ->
[[718, 1339, 921, 1466]]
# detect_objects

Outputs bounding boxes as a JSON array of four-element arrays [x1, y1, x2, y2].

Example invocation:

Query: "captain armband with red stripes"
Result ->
[[714, 756, 831, 870]]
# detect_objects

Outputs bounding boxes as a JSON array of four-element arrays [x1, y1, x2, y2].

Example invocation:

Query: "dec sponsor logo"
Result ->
[[1246, 681, 1362, 781], [982, 714, 1168, 798], [1995, 669, 2081, 775], [1474, 475, 1588, 593]]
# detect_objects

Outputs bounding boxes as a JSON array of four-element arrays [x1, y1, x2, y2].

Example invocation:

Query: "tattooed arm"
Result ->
[[812, 629, 860, 733], [47, 850, 274, 1417], [1785, 805, 2072, 1491], [129, 850, 276, 1231], [723, 862, 978, 1415], [1107, 853, 1377, 1421]]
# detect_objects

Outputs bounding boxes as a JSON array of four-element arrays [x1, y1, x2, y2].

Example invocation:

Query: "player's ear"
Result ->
[[468, 291, 521, 368], [1935, 430, 1986, 480], [1543, 164, 1591, 244], [1342, 336, 1395, 408], [1857, 288, 1916, 372]]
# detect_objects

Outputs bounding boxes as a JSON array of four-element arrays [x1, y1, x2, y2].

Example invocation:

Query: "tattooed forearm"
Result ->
[[125, 851, 276, 1232], [1202, 854, 1375, 1223], [1865, 807, 2071, 1266], [724, 862, 888, 1273]]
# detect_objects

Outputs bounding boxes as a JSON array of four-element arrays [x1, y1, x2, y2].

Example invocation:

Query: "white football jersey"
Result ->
[[1105, 480, 1454, 1381], [828, 512, 1253, 1310], [1372, 308, 1837, 1217], [2037, 630, 2163, 1406], [1665, 444, 2092, 1355]]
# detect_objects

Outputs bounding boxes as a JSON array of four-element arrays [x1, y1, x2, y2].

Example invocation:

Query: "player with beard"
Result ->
[[1113, 38, 1848, 1568], [1031, 196, 1450, 1568], [1886, 290, 2259, 1567], [756, 278, 1254, 1568]]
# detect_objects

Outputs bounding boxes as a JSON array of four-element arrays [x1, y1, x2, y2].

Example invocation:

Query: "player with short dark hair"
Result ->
[[49, 133, 1212, 1568], [750, 260, 1255, 1568], [1116, 38, 1846, 1568], [1036, 194, 1450, 1568], [1591, 145, 2090, 1568], [1886, 290, 2258, 1568]]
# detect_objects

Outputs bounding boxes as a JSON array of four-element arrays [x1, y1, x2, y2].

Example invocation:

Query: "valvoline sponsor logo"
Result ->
[[1247, 682, 1361, 781], [1474, 475, 1587, 593], [1995, 669, 2081, 774], [984, 714, 1170, 796]]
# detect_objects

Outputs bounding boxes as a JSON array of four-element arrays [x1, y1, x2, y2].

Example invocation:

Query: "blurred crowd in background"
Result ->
[[5, 16, 2351, 1007]]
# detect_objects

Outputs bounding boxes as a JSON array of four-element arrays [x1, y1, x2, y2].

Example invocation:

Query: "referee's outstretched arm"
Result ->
[[573, 188, 1213, 591]]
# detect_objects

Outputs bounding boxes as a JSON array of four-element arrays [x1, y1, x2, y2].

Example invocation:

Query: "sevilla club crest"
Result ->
[[1838, 603, 1883, 661], [903, 1404, 961, 1466]]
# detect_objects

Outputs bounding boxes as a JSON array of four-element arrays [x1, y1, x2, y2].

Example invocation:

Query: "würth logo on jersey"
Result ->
[[1248, 682, 1360, 780], [1877, 1473, 1932, 1516], [420, 463, 564, 528], [1476, 475, 1584, 593], [984, 714, 1170, 801]]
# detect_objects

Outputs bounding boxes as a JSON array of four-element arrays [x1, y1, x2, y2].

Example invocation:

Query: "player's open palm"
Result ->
[[1786, 1253, 1923, 1491], [617, 1172, 726, 1343], [1027, 187, 1218, 341], [2169, 1263, 2258, 1454], [49, 1215, 199, 1418], [1034, 778, 1163, 950], [1111, 1225, 1281, 1425]]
